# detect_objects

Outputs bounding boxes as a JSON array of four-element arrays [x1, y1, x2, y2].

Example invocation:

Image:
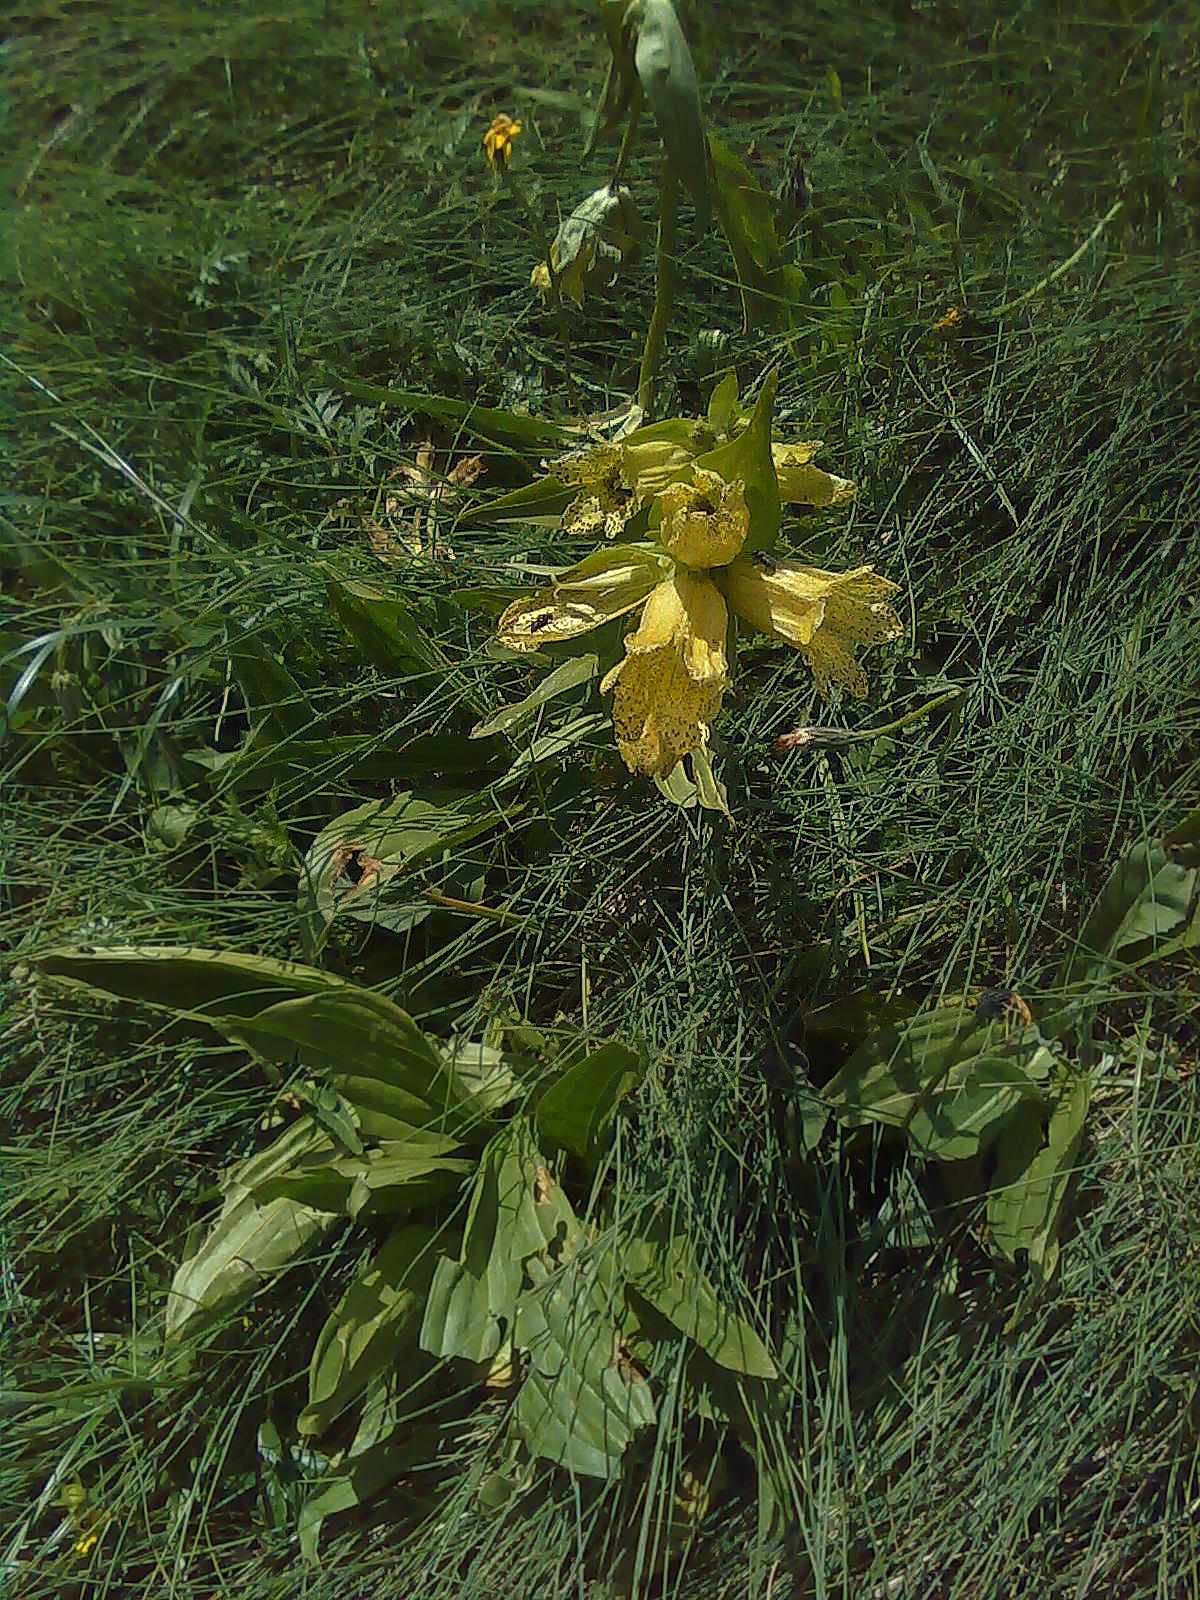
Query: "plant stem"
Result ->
[[611, 88, 643, 186], [637, 161, 679, 417]]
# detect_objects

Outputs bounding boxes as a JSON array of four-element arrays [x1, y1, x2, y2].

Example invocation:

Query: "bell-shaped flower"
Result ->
[[724, 556, 902, 698], [655, 468, 750, 569], [600, 570, 729, 775]]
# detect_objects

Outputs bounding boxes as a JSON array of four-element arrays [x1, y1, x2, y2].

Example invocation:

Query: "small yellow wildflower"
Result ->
[[724, 556, 902, 698], [482, 113, 522, 170], [655, 468, 750, 568], [933, 305, 963, 331]]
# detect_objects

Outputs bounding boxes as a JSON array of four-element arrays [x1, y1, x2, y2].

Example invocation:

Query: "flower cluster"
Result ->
[[495, 393, 903, 788]]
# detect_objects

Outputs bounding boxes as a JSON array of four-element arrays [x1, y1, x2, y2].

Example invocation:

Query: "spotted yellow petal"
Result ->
[[496, 548, 667, 651], [626, 572, 727, 684], [600, 572, 728, 775], [604, 648, 725, 776], [724, 556, 902, 699]]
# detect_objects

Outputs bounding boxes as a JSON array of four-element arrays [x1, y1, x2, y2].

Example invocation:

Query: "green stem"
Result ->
[[611, 88, 643, 186], [637, 162, 679, 417], [775, 687, 965, 750]]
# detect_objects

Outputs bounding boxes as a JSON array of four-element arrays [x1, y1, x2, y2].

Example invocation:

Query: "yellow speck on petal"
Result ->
[[482, 114, 522, 170], [656, 468, 750, 568], [724, 556, 902, 699]]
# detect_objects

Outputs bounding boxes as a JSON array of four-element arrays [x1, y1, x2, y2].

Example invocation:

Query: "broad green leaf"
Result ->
[[298, 791, 511, 939], [298, 1416, 445, 1564], [823, 1004, 1046, 1159], [693, 368, 780, 552], [299, 1224, 441, 1438], [1058, 839, 1198, 992], [536, 1041, 647, 1167], [326, 577, 447, 675], [497, 711, 610, 785], [708, 136, 797, 333], [624, 1217, 776, 1378], [168, 1190, 339, 1341], [323, 377, 566, 453], [34, 945, 345, 1023], [348, 1144, 474, 1220], [513, 1255, 655, 1479], [34, 945, 479, 1136], [988, 1074, 1090, 1281], [634, 0, 710, 227], [903, 1054, 1044, 1161], [195, 731, 504, 791], [471, 655, 599, 740], [419, 1118, 576, 1364]]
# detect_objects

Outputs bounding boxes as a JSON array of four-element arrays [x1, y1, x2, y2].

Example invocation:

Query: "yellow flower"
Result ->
[[655, 468, 750, 568], [724, 556, 902, 698], [771, 443, 856, 507], [550, 428, 697, 539], [482, 114, 522, 170], [601, 571, 729, 775]]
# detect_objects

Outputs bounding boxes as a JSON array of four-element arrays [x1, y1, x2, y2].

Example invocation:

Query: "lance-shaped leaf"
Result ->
[[471, 654, 599, 740], [420, 1118, 577, 1364], [988, 1074, 1090, 1282], [326, 577, 448, 676], [822, 1003, 1047, 1161], [536, 1040, 647, 1167], [320, 377, 566, 452], [692, 368, 780, 552], [709, 136, 802, 333], [624, 1216, 777, 1378], [1057, 839, 1198, 994], [634, 0, 710, 226], [587, 0, 642, 156], [299, 1223, 443, 1439], [34, 946, 481, 1136], [348, 1141, 475, 1220], [513, 1254, 655, 1478]]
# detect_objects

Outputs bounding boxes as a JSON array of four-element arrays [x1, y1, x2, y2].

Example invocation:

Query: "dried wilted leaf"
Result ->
[[365, 443, 485, 564]]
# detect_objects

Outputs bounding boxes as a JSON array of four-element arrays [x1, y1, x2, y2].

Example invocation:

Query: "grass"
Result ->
[[3, 0, 1200, 1595]]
